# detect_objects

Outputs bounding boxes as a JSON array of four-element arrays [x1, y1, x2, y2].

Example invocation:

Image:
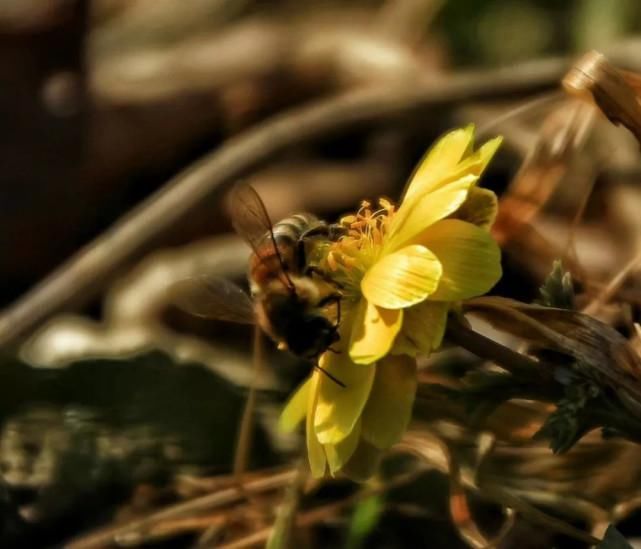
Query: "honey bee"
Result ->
[[168, 184, 345, 384]]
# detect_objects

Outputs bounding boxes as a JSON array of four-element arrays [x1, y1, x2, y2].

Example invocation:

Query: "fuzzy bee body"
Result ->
[[248, 211, 342, 359], [168, 187, 343, 365], [249, 213, 323, 286]]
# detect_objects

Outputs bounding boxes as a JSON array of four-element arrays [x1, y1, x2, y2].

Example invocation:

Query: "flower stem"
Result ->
[[445, 315, 544, 378]]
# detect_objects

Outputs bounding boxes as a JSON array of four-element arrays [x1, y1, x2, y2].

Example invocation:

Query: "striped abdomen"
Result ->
[[249, 213, 322, 287]]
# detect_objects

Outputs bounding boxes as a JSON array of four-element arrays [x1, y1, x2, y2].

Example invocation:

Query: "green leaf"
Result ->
[[345, 495, 383, 549], [534, 382, 599, 453], [537, 260, 575, 309], [597, 525, 633, 549], [266, 472, 304, 549]]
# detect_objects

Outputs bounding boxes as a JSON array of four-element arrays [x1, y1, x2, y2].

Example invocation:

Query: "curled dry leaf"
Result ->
[[20, 236, 276, 390], [463, 296, 641, 417], [564, 50, 641, 146]]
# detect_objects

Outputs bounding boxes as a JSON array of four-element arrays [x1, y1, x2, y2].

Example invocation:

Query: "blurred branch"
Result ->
[[8, 45, 641, 347], [67, 463, 428, 548], [66, 469, 296, 549], [215, 466, 427, 549], [479, 484, 599, 545], [0, 0, 79, 33], [398, 433, 600, 545], [582, 248, 641, 316], [0, 62, 568, 347], [19, 236, 277, 389], [376, 0, 444, 43]]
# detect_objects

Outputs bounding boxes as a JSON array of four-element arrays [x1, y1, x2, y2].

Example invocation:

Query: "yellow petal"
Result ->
[[349, 299, 403, 364], [325, 419, 361, 476], [420, 219, 502, 301], [314, 350, 376, 444], [387, 175, 478, 251], [392, 300, 448, 356], [361, 355, 417, 449], [402, 125, 475, 202], [390, 133, 502, 250], [452, 187, 498, 230], [451, 135, 502, 181], [361, 245, 442, 309], [306, 371, 326, 478], [279, 377, 311, 433], [340, 439, 384, 482]]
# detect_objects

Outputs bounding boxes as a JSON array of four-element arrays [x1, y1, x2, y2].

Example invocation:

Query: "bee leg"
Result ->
[[300, 223, 330, 240], [328, 223, 347, 241], [301, 222, 346, 242], [297, 223, 347, 276], [315, 364, 346, 388], [296, 224, 331, 272], [318, 293, 340, 305], [318, 293, 342, 329]]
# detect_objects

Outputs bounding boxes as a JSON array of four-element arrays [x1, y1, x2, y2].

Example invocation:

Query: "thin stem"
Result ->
[[479, 485, 600, 546], [65, 469, 295, 549], [445, 315, 545, 379], [233, 327, 262, 488], [216, 466, 429, 549], [582, 248, 641, 315]]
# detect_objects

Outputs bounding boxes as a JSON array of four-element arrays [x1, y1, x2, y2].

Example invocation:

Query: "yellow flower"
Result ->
[[279, 126, 503, 479]]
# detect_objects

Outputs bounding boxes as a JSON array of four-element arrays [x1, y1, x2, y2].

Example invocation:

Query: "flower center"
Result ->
[[322, 198, 395, 301]]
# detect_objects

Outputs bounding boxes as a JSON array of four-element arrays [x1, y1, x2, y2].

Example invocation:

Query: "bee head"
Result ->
[[257, 276, 341, 359], [286, 314, 339, 359]]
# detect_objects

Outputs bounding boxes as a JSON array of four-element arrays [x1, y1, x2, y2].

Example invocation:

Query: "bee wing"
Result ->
[[230, 184, 294, 291], [166, 275, 255, 324], [230, 184, 278, 256]]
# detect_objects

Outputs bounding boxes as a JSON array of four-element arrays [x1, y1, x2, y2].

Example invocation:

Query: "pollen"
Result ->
[[322, 198, 396, 298]]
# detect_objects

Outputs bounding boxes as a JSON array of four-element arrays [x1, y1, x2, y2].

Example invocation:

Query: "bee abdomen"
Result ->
[[272, 213, 320, 243], [250, 213, 322, 287]]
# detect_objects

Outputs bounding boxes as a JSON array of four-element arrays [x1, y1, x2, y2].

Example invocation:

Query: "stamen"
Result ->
[[340, 214, 357, 225], [342, 256, 359, 268], [379, 197, 393, 210], [372, 229, 383, 246], [327, 251, 339, 271], [322, 196, 397, 292]]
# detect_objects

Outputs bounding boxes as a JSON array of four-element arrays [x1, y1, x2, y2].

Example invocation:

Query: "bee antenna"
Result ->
[[315, 364, 346, 388]]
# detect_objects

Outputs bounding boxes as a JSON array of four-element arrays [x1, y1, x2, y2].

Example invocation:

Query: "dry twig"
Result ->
[[66, 469, 296, 549]]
